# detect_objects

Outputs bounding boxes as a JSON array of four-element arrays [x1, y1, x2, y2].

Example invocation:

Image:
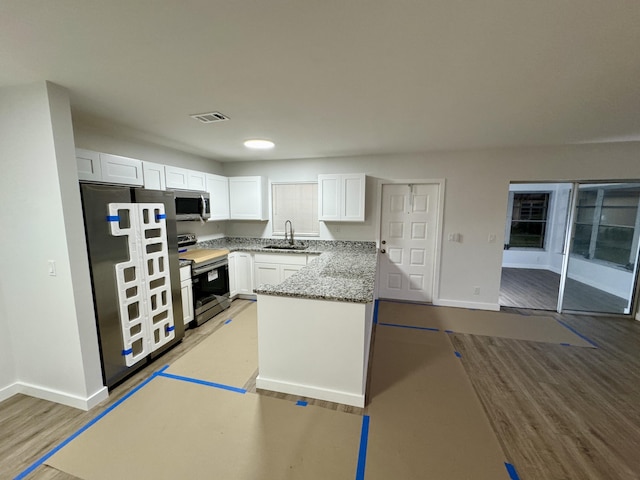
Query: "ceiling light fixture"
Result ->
[[244, 139, 275, 150]]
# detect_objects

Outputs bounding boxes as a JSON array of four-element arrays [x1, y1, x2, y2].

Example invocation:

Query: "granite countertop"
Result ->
[[254, 251, 378, 303], [194, 237, 378, 303], [196, 237, 376, 255]]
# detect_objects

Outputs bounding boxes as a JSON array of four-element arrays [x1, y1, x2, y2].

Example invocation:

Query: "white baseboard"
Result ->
[[15, 383, 108, 411], [0, 382, 21, 403], [433, 299, 501, 311], [256, 376, 365, 408]]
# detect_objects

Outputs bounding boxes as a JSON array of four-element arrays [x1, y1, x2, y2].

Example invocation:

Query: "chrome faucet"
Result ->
[[284, 220, 294, 245]]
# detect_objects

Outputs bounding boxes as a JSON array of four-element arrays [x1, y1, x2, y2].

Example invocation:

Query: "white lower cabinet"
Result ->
[[179, 265, 193, 328], [229, 252, 254, 298], [253, 253, 307, 286]]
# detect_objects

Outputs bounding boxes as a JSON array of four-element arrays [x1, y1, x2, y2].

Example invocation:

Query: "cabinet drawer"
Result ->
[[254, 253, 307, 265], [179, 265, 192, 282]]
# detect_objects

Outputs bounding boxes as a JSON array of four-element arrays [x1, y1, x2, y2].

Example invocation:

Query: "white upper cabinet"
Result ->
[[188, 170, 207, 191], [142, 161, 166, 190], [318, 173, 366, 222], [165, 166, 207, 191], [229, 176, 268, 220], [76, 148, 143, 186], [100, 153, 144, 186], [76, 148, 102, 182], [206, 174, 230, 221], [164, 166, 190, 190]]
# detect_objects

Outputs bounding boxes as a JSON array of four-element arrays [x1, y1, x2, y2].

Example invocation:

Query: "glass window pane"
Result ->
[[594, 226, 634, 266], [571, 224, 592, 257], [510, 221, 546, 248], [509, 192, 550, 248]]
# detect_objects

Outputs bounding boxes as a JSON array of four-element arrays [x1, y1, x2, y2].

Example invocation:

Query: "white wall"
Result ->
[[223, 143, 640, 309], [73, 121, 224, 174], [0, 285, 17, 399], [0, 82, 106, 408]]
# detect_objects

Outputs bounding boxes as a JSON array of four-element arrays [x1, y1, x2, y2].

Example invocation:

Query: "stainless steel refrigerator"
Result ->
[[81, 183, 184, 388]]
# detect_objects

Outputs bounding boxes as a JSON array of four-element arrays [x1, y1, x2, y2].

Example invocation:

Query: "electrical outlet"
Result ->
[[473, 286, 480, 295]]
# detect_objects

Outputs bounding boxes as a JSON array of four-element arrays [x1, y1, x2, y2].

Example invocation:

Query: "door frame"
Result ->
[[375, 178, 446, 304]]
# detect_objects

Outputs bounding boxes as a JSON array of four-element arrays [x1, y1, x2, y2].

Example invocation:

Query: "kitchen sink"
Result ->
[[263, 244, 308, 250]]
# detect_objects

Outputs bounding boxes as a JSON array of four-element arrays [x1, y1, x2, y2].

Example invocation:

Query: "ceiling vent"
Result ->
[[189, 111, 230, 124]]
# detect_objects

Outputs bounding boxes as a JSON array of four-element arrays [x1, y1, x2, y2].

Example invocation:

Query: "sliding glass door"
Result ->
[[559, 183, 640, 314]]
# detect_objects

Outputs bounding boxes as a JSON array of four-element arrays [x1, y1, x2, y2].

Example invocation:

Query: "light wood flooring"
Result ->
[[500, 267, 629, 313], [3, 300, 640, 479], [451, 307, 640, 480]]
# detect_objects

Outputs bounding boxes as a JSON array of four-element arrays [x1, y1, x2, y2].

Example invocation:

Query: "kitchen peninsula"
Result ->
[[197, 238, 378, 407], [257, 245, 377, 408]]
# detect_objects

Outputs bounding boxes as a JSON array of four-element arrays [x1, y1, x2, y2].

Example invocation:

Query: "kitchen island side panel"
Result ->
[[256, 294, 372, 407]]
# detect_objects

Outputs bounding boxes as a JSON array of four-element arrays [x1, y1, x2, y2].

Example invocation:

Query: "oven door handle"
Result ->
[[192, 260, 228, 276]]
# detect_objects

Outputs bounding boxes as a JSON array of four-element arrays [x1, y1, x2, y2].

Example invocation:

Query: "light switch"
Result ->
[[48, 260, 56, 276], [488, 234, 496, 243]]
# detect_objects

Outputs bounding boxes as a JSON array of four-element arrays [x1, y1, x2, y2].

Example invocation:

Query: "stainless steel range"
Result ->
[[178, 234, 231, 327]]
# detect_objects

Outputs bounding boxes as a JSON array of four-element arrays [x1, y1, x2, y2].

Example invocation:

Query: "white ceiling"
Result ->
[[1, 1, 639, 161]]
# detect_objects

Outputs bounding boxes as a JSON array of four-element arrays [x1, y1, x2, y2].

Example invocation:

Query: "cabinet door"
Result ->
[[236, 253, 254, 294], [318, 174, 341, 221], [142, 161, 166, 190], [229, 176, 268, 220], [165, 166, 190, 190], [181, 280, 194, 327], [255, 263, 280, 287], [342, 173, 366, 221], [100, 153, 144, 186], [207, 174, 230, 220], [228, 253, 238, 298], [282, 264, 304, 281], [188, 171, 207, 191], [76, 148, 102, 182], [318, 173, 366, 222]]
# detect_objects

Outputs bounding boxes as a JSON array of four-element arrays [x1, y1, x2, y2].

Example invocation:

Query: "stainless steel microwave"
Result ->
[[173, 190, 211, 221]]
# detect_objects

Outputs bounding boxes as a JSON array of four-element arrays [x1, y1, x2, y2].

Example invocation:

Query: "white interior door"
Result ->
[[378, 183, 439, 302]]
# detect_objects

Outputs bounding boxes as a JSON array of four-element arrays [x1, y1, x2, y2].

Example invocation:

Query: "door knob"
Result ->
[[381, 249, 386, 253], [381, 240, 386, 245]]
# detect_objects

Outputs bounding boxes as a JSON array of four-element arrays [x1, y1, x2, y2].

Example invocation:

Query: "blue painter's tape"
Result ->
[[373, 299, 379, 325], [122, 348, 133, 356], [454, 351, 462, 358], [556, 319, 599, 348], [560, 342, 570, 346], [379, 322, 439, 332], [445, 329, 454, 334], [157, 371, 247, 394], [166, 325, 175, 332], [296, 400, 308, 407], [356, 415, 370, 480], [504, 462, 521, 480], [224, 319, 232, 325], [155, 213, 166, 220], [13, 365, 169, 480], [178, 248, 187, 253], [106, 215, 120, 222]]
